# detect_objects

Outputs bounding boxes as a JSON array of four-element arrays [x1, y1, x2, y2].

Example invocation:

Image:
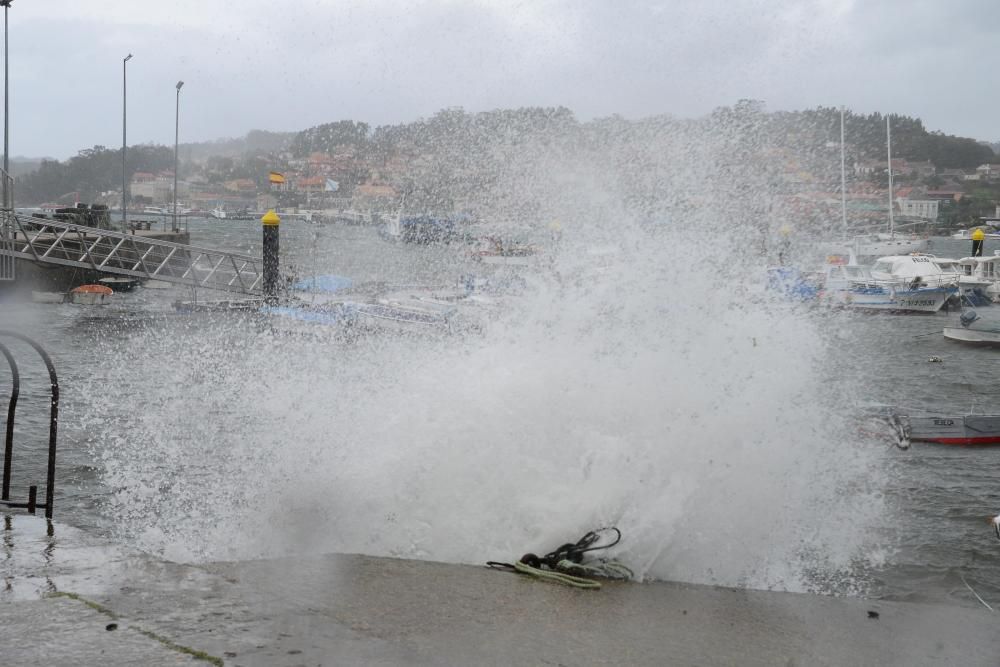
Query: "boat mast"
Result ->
[[840, 107, 848, 237], [886, 115, 895, 238]]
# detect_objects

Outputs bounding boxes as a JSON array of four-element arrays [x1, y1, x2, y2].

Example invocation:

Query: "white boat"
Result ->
[[931, 257, 993, 304], [943, 310, 1000, 345], [956, 254, 1000, 303], [209, 207, 227, 220], [142, 206, 167, 215], [822, 254, 958, 312]]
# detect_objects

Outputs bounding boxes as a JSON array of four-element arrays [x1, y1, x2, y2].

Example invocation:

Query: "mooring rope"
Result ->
[[487, 527, 632, 589]]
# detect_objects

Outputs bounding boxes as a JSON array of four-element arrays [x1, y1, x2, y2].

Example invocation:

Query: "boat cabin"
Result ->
[[869, 254, 959, 288]]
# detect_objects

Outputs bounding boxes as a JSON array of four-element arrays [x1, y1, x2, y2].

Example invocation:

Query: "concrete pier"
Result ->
[[2, 515, 999, 666]]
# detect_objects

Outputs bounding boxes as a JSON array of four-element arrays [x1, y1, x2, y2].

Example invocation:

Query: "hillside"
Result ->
[[12, 103, 997, 216]]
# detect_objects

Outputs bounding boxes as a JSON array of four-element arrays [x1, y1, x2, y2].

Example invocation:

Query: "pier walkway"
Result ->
[[0, 213, 263, 295], [2, 515, 998, 666]]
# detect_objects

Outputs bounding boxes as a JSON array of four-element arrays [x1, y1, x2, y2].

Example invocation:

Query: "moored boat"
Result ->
[[906, 414, 1000, 446], [821, 254, 958, 312], [956, 254, 1000, 303], [68, 284, 113, 305], [943, 310, 1000, 345]]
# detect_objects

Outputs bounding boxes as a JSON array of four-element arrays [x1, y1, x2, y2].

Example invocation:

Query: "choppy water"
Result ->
[[2, 220, 1000, 610]]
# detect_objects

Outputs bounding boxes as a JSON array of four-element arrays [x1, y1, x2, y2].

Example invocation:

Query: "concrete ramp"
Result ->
[[2, 515, 998, 666]]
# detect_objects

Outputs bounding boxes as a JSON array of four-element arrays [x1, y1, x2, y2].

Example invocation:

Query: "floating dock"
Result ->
[[1, 515, 998, 666]]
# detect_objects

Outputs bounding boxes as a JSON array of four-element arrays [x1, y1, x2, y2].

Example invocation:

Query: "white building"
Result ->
[[897, 198, 939, 220], [131, 174, 190, 204]]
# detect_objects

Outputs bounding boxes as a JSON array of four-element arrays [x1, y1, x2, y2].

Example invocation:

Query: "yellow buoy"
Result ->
[[972, 228, 985, 241]]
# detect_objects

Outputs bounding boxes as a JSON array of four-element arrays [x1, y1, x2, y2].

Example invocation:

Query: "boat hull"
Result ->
[[845, 286, 955, 312], [907, 415, 1000, 445], [69, 292, 111, 305], [943, 326, 1000, 345]]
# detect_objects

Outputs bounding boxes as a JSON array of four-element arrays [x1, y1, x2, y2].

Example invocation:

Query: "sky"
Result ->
[[6, 0, 1000, 159]]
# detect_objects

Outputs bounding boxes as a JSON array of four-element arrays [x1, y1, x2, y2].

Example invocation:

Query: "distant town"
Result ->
[[10, 104, 1000, 232]]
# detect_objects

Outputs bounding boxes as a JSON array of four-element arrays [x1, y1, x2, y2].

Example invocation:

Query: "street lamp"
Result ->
[[122, 53, 132, 231], [173, 80, 183, 233], [2, 0, 13, 211]]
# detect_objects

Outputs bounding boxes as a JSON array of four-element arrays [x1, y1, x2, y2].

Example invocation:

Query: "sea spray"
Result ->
[[71, 110, 896, 593]]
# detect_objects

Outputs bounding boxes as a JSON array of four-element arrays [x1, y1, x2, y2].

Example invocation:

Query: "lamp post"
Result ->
[[122, 53, 132, 231], [2, 0, 12, 211], [173, 80, 183, 233]]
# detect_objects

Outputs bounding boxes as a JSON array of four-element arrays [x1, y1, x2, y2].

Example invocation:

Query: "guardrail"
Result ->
[[0, 331, 59, 519]]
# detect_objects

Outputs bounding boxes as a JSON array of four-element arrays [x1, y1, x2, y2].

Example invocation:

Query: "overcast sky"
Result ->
[[6, 0, 999, 159]]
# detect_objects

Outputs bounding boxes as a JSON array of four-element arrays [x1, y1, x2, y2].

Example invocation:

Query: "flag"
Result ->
[[269, 171, 286, 184], [324, 179, 339, 192]]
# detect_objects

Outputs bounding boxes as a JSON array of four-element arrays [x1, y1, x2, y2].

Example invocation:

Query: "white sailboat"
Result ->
[[822, 113, 929, 258]]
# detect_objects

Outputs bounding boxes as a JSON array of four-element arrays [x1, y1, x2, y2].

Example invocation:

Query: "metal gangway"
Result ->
[[0, 212, 263, 295]]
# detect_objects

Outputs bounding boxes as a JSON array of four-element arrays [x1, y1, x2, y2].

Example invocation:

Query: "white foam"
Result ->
[[73, 117, 894, 594]]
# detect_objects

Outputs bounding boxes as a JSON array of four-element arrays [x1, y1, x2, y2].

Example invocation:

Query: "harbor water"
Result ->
[[2, 219, 1000, 610]]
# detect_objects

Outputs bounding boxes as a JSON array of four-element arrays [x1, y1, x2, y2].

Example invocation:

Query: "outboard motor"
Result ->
[[960, 310, 980, 328]]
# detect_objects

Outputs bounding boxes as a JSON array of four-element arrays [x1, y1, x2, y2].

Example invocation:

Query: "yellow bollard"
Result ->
[[262, 209, 280, 299]]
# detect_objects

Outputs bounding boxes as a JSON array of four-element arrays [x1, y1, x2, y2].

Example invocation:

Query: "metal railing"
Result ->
[[0, 331, 58, 519], [1, 213, 263, 295]]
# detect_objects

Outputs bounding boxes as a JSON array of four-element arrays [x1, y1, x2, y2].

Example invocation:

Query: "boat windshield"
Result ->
[[934, 263, 960, 274], [844, 266, 869, 279]]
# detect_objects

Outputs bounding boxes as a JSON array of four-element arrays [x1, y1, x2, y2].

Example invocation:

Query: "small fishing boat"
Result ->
[[943, 310, 1000, 345], [905, 414, 1000, 446], [68, 284, 113, 305]]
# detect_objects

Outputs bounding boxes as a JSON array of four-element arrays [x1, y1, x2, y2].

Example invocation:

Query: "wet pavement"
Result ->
[[3, 514, 1000, 666]]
